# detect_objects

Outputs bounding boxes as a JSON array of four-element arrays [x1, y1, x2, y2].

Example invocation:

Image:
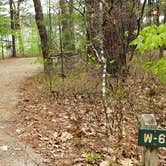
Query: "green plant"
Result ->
[[108, 158, 119, 166], [130, 23, 166, 52], [130, 23, 166, 83], [86, 153, 101, 165], [144, 57, 166, 83]]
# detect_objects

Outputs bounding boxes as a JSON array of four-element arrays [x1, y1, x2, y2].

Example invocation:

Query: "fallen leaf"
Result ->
[[60, 131, 73, 142], [0, 145, 8, 151]]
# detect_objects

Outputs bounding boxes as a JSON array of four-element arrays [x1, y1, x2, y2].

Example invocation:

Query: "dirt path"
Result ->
[[0, 58, 45, 166]]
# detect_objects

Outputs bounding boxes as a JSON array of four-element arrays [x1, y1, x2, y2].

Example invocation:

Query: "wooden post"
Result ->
[[140, 114, 158, 166]]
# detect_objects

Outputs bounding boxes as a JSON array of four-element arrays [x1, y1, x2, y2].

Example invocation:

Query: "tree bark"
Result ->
[[86, 0, 100, 60], [59, 0, 75, 52], [9, 0, 16, 57], [103, 0, 138, 75], [68, 0, 75, 51], [164, 5, 166, 23], [16, 0, 24, 55], [48, 0, 52, 39], [147, 0, 152, 25], [103, 0, 126, 74], [32, 0, 48, 60]]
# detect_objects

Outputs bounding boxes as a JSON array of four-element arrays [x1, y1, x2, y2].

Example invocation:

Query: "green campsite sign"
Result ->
[[138, 128, 166, 147]]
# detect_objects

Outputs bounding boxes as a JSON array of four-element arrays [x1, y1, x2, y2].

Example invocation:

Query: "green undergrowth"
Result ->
[[86, 153, 101, 165], [144, 57, 166, 83]]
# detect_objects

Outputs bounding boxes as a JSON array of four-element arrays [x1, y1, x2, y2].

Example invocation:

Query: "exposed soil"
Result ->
[[0, 58, 46, 166]]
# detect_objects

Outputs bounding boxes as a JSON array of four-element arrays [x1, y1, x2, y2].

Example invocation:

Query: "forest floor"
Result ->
[[0, 57, 46, 166], [15, 59, 166, 166]]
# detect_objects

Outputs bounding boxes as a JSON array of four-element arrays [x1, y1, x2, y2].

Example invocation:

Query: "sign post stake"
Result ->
[[140, 114, 158, 166]]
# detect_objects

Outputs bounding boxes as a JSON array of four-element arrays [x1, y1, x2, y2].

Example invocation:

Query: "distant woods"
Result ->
[[32, 0, 165, 74], [0, 0, 40, 58]]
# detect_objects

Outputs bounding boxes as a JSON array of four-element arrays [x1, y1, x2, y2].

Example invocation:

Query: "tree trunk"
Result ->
[[1, 36, 4, 60], [9, 0, 16, 57], [103, 0, 139, 75], [164, 5, 166, 23], [59, 0, 74, 52], [86, 0, 100, 60], [147, 0, 152, 25], [103, 0, 127, 75], [32, 0, 48, 60], [32, 0, 49, 72], [58, 12, 65, 78], [48, 0, 52, 39], [68, 0, 75, 51], [15, 0, 24, 55]]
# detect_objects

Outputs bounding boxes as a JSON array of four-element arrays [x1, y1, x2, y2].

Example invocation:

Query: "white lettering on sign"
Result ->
[[144, 133, 153, 143], [158, 134, 165, 144]]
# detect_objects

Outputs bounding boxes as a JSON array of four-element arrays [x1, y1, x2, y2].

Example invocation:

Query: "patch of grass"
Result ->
[[86, 153, 101, 165]]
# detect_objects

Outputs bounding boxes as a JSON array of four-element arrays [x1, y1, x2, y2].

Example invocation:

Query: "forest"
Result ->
[[0, 0, 166, 165]]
